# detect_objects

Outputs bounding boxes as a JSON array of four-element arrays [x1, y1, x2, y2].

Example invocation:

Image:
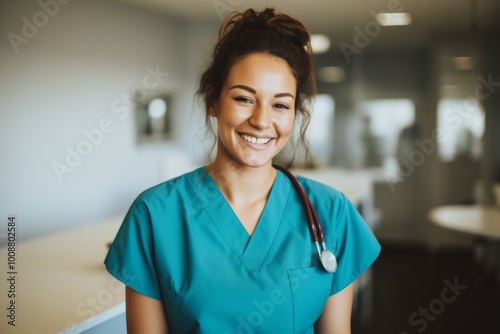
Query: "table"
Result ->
[[429, 205, 500, 285], [429, 205, 500, 239], [0, 215, 125, 334]]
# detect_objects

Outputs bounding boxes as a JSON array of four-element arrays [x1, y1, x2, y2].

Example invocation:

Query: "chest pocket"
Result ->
[[287, 266, 332, 333]]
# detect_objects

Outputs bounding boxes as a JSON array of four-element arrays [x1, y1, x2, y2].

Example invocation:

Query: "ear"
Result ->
[[206, 84, 220, 117], [208, 102, 217, 117]]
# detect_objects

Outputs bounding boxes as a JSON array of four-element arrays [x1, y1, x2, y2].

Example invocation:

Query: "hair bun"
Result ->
[[220, 7, 311, 50]]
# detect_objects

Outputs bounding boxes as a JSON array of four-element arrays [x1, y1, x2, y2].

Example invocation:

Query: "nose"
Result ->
[[248, 104, 271, 130]]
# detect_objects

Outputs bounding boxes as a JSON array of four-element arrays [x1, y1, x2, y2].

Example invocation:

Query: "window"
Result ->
[[437, 98, 484, 162], [360, 99, 416, 167], [308, 94, 335, 164]]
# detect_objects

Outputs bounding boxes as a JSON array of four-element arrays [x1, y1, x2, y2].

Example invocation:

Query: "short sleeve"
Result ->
[[104, 200, 162, 300], [330, 193, 381, 295]]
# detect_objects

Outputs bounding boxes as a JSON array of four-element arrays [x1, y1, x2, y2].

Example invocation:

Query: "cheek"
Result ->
[[274, 114, 295, 136], [218, 104, 246, 127]]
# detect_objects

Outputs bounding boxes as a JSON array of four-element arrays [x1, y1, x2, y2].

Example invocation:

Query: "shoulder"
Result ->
[[295, 175, 346, 204], [292, 175, 350, 222], [132, 167, 205, 212]]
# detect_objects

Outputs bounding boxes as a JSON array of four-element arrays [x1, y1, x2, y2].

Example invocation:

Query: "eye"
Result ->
[[273, 103, 290, 110], [234, 97, 253, 104]]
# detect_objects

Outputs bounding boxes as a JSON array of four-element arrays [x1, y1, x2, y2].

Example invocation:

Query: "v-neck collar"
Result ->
[[191, 167, 291, 269]]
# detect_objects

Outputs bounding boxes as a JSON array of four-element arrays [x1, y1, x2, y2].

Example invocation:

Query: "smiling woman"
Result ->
[[198, 7, 316, 164], [209, 53, 296, 170], [104, 7, 380, 334]]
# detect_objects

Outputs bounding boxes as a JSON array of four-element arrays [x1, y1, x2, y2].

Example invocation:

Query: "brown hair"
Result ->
[[197, 7, 316, 162]]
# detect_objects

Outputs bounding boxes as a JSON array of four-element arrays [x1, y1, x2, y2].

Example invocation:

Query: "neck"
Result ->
[[207, 160, 277, 206]]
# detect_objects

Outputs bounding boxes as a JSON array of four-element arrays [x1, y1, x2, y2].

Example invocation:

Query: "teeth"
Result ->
[[241, 134, 271, 145]]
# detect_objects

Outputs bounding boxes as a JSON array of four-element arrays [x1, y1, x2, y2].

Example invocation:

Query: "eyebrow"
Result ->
[[229, 84, 295, 99]]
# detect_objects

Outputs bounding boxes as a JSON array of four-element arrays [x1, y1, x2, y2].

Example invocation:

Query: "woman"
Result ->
[[105, 8, 380, 334]]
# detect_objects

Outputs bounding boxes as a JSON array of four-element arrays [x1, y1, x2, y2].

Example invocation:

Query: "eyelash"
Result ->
[[234, 97, 252, 104], [274, 103, 290, 110], [233, 97, 290, 110]]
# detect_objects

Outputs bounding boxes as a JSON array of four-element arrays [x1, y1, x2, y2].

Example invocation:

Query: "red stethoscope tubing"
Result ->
[[273, 165, 323, 242], [273, 165, 337, 273]]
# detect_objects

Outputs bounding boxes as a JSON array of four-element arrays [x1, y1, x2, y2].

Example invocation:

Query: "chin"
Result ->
[[239, 157, 274, 169]]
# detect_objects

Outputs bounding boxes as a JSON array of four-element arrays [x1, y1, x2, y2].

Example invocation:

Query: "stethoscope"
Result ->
[[273, 165, 337, 273]]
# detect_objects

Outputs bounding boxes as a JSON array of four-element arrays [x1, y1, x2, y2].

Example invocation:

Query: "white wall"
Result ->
[[0, 0, 217, 240]]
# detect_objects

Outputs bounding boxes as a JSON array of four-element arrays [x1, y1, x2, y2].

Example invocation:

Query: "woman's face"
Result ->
[[210, 53, 296, 169]]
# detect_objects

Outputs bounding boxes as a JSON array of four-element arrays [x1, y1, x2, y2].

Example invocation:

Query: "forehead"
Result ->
[[225, 53, 296, 93]]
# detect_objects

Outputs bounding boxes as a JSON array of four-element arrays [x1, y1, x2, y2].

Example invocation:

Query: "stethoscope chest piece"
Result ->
[[273, 164, 338, 274], [320, 249, 337, 273]]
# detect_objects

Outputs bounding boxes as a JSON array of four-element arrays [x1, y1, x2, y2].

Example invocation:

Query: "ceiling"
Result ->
[[110, 0, 500, 48]]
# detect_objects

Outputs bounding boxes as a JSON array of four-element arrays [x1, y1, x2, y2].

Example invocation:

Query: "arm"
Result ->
[[314, 283, 354, 334], [126, 286, 169, 334]]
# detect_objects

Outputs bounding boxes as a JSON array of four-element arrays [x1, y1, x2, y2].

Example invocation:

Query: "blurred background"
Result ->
[[1, 0, 500, 333]]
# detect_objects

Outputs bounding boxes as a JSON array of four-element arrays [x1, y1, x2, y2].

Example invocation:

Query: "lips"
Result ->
[[239, 133, 272, 145]]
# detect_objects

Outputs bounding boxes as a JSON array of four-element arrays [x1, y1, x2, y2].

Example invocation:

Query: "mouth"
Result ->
[[238, 133, 273, 146]]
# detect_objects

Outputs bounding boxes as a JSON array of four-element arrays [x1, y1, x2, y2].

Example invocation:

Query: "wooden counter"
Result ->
[[0, 216, 124, 334]]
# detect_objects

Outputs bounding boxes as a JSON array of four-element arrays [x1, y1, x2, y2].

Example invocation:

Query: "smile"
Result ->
[[239, 133, 272, 145]]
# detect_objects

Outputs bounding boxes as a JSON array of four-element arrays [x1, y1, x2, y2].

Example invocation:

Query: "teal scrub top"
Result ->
[[104, 167, 380, 334]]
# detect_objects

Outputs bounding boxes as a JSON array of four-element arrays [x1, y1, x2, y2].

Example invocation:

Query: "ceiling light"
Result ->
[[375, 13, 412, 26], [310, 34, 331, 54], [318, 66, 345, 83]]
